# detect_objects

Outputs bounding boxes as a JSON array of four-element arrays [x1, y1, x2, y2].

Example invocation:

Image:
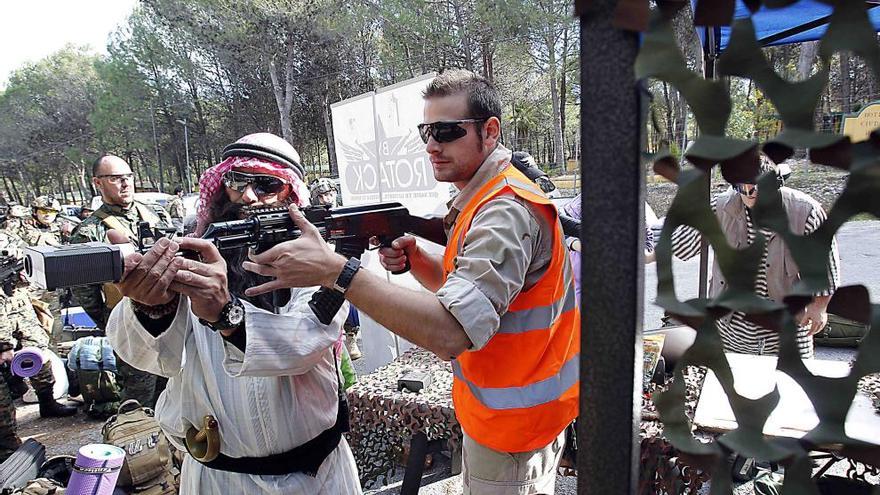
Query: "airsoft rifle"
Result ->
[[24, 201, 581, 324]]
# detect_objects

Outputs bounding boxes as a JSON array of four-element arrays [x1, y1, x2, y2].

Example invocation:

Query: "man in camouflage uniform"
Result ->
[[17, 196, 76, 340], [69, 155, 173, 408], [79, 203, 94, 220], [17, 196, 72, 247], [0, 232, 76, 461], [3, 205, 30, 237], [167, 187, 186, 232]]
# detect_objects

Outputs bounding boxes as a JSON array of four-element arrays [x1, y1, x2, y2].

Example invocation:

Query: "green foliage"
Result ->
[[0, 0, 580, 198]]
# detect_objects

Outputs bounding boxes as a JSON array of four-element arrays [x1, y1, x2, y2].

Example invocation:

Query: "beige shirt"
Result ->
[[436, 145, 554, 351]]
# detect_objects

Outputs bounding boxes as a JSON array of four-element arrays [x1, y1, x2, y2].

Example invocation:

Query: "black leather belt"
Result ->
[[188, 396, 348, 477], [188, 348, 351, 477]]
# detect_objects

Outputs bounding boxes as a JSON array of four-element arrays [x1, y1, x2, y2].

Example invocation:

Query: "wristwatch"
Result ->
[[332, 257, 362, 295], [199, 295, 245, 332]]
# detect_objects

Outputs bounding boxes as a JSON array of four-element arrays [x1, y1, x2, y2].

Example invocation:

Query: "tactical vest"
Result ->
[[710, 187, 816, 303], [442, 165, 580, 453]]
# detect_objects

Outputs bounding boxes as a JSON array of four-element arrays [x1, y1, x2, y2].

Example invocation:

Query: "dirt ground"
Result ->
[[14, 397, 103, 458]]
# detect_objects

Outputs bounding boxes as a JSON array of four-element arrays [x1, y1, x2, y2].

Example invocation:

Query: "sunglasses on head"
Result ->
[[734, 183, 758, 197], [223, 171, 289, 196], [417, 118, 488, 144]]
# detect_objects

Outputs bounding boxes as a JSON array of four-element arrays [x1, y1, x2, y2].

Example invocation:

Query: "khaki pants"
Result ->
[[462, 430, 564, 495]]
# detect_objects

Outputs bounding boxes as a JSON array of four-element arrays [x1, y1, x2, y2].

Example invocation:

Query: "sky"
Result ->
[[0, 0, 138, 88]]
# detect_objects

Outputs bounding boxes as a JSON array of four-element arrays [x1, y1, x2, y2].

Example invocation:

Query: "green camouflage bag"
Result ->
[[77, 370, 121, 420], [101, 400, 177, 494], [813, 314, 870, 348]]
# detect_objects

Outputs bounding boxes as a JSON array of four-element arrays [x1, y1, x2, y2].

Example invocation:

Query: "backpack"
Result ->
[[101, 400, 177, 494], [66, 337, 117, 374], [67, 337, 121, 419], [0, 439, 45, 494], [813, 314, 870, 348]]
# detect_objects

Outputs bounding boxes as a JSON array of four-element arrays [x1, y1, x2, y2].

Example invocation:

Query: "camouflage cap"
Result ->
[[31, 195, 61, 211], [310, 178, 336, 196]]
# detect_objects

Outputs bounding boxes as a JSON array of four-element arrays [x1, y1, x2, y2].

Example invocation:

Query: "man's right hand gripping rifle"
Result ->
[[113, 235, 235, 336]]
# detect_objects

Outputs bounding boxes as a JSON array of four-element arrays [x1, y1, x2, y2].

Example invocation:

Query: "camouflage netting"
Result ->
[[346, 348, 461, 488], [632, 1, 880, 492]]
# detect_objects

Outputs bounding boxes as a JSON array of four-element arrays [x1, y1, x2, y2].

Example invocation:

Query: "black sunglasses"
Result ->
[[417, 118, 488, 144], [734, 183, 758, 197], [223, 171, 289, 196]]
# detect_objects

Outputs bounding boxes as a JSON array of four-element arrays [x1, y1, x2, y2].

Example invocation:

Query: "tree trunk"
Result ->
[[547, 37, 565, 169], [560, 26, 570, 148], [323, 87, 338, 176], [78, 159, 94, 198], [136, 150, 156, 190], [57, 171, 68, 203], [840, 53, 852, 113], [451, 0, 474, 72], [797, 41, 818, 80], [269, 43, 296, 144], [662, 82, 675, 148], [481, 38, 494, 81], [1, 176, 13, 203], [9, 176, 22, 203]]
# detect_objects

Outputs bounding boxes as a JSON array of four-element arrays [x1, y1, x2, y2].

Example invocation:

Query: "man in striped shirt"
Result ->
[[670, 158, 840, 358]]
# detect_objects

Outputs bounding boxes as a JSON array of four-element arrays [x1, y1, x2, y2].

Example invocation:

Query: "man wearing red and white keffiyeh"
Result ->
[[194, 152, 310, 236], [107, 133, 362, 494]]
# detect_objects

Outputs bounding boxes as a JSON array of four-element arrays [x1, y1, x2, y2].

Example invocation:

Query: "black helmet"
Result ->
[[38, 455, 76, 486], [510, 151, 556, 193]]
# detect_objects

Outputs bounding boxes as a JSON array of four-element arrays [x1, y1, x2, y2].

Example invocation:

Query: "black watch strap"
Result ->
[[199, 295, 244, 332], [332, 258, 362, 295]]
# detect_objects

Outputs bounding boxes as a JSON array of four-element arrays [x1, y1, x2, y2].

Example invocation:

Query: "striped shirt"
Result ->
[[670, 194, 840, 358]]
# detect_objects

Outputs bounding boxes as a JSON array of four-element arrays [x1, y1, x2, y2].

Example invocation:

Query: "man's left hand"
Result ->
[[170, 238, 230, 323], [242, 205, 345, 297], [798, 300, 829, 336]]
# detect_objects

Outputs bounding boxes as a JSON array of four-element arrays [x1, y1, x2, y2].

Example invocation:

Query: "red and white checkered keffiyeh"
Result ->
[[195, 156, 309, 236]]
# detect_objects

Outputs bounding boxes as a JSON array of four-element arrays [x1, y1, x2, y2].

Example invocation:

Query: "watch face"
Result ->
[[227, 304, 245, 326]]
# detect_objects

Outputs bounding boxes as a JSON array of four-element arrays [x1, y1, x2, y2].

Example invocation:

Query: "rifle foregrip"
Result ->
[[308, 287, 345, 325]]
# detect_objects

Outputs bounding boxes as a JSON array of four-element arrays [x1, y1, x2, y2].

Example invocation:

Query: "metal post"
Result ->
[[698, 27, 718, 298], [578, 1, 643, 494]]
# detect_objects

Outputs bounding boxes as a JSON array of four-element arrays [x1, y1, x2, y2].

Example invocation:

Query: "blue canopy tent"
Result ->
[[696, 0, 880, 55]]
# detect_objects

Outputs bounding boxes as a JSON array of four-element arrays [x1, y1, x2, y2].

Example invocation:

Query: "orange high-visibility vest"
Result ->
[[443, 164, 580, 453]]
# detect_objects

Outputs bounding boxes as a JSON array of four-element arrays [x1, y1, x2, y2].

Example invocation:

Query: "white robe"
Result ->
[[107, 288, 362, 495]]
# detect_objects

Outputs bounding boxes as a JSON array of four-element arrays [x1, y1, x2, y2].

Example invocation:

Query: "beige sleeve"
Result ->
[[436, 196, 547, 350]]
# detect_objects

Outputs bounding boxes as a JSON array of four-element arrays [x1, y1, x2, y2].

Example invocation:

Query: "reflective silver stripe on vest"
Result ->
[[506, 177, 544, 196], [453, 354, 579, 410], [498, 282, 577, 334]]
